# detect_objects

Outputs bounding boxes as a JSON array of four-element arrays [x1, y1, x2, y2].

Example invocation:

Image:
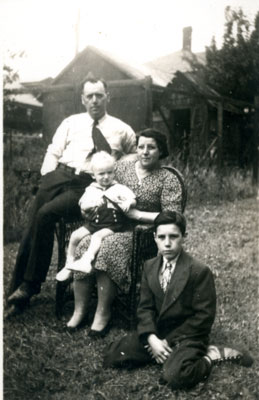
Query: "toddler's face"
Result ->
[[92, 161, 115, 188]]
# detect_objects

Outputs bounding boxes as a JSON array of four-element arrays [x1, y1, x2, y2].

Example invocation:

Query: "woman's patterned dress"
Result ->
[[75, 161, 182, 293]]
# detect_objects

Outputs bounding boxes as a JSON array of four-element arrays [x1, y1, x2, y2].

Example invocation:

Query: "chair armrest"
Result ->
[[133, 223, 154, 232]]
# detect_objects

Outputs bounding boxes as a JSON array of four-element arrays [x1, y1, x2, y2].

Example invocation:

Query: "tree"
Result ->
[[3, 51, 25, 132], [204, 7, 259, 103]]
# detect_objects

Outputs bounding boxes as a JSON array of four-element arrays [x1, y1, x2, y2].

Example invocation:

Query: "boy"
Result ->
[[103, 211, 253, 390], [56, 151, 136, 281]]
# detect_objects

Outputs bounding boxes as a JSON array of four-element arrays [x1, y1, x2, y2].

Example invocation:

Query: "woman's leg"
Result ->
[[90, 271, 117, 331], [67, 276, 94, 328]]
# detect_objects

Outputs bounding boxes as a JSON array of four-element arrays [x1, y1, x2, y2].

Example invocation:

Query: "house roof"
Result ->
[[169, 71, 245, 113], [22, 77, 54, 88], [51, 44, 208, 90], [52, 45, 166, 87], [11, 93, 43, 107], [145, 49, 206, 87], [5, 81, 42, 107], [174, 70, 220, 99]]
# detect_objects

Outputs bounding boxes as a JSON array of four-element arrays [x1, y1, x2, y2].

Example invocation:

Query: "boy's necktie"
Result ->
[[161, 262, 173, 292], [92, 120, 112, 154]]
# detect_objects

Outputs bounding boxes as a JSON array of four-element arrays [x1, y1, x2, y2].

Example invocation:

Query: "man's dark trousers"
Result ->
[[9, 167, 93, 294]]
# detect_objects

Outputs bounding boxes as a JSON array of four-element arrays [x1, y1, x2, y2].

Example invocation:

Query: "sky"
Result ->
[[1, 0, 259, 82]]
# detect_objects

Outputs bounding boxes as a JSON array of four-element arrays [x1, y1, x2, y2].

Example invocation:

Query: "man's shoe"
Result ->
[[206, 345, 254, 367], [8, 281, 40, 305], [4, 302, 29, 319]]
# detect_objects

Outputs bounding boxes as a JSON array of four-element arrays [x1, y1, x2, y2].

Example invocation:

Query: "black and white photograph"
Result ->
[[2, 0, 258, 399]]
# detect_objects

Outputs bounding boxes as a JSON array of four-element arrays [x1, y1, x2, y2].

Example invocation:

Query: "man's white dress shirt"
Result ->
[[41, 113, 136, 176]]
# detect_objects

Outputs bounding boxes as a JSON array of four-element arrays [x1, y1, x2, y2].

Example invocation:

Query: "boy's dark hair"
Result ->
[[154, 211, 186, 235]]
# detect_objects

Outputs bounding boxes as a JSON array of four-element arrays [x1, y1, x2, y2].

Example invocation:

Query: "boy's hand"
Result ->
[[118, 200, 131, 213], [146, 334, 172, 364], [95, 198, 105, 207]]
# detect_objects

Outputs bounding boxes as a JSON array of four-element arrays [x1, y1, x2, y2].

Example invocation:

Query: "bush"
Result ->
[[184, 165, 255, 205], [4, 169, 41, 243], [165, 153, 255, 205], [3, 133, 45, 243]]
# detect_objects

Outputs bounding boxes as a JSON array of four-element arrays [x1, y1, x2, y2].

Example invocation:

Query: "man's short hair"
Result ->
[[81, 72, 108, 93], [154, 211, 186, 235]]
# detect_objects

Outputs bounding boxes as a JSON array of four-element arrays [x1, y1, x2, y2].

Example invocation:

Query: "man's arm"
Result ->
[[40, 118, 70, 175], [121, 125, 136, 155], [165, 266, 216, 345]]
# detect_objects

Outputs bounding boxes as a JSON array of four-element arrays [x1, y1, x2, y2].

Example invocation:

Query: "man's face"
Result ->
[[154, 223, 184, 261], [81, 81, 108, 120]]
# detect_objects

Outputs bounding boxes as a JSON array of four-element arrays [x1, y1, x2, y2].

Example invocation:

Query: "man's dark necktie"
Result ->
[[92, 120, 112, 154]]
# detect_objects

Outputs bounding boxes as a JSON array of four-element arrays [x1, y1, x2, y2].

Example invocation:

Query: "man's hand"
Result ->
[[145, 334, 172, 364]]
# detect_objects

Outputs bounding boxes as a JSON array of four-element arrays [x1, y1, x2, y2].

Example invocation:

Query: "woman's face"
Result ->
[[137, 136, 161, 169]]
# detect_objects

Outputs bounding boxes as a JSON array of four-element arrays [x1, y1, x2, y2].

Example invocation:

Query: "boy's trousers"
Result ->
[[104, 332, 212, 390]]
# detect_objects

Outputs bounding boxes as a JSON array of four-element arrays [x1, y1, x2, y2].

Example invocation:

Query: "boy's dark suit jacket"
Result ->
[[137, 250, 216, 346]]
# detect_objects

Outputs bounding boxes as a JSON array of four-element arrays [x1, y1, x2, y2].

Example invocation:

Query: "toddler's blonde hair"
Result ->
[[90, 151, 115, 172]]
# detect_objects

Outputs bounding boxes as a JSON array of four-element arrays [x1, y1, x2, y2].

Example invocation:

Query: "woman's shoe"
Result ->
[[64, 316, 89, 332], [88, 320, 112, 338]]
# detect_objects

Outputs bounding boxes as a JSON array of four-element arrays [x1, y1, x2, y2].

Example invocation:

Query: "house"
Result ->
[[4, 81, 43, 133], [41, 27, 253, 167], [145, 27, 253, 167]]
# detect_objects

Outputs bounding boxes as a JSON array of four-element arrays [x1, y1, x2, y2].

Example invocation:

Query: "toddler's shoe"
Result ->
[[56, 267, 73, 282], [68, 258, 93, 274]]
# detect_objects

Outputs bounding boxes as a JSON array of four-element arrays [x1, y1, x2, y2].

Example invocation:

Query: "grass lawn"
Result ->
[[3, 197, 259, 400]]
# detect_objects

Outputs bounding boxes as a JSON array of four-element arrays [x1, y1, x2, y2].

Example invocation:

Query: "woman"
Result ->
[[67, 129, 183, 335]]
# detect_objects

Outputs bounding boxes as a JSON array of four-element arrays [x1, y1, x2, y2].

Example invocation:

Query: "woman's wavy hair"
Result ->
[[136, 129, 169, 159]]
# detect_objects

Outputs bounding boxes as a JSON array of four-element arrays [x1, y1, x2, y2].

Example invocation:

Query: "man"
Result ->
[[7, 75, 136, 314], [104, 211, 253, 390]]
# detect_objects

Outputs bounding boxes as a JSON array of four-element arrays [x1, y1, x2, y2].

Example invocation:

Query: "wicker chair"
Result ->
[[55, 166, 187, 329]]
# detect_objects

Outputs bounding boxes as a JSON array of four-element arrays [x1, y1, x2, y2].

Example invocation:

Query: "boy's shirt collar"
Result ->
[[91, 180, 117, 190], [161, 250, 181, 270]]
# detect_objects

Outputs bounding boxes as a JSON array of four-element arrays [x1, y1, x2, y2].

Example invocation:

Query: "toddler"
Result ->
[[56, 151, 136, 281]]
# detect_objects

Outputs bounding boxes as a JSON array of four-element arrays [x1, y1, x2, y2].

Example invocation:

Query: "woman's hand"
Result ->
[[145, 334, 172, 364], [125, 208, 141, 219], [125, 208, 159, 223]]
